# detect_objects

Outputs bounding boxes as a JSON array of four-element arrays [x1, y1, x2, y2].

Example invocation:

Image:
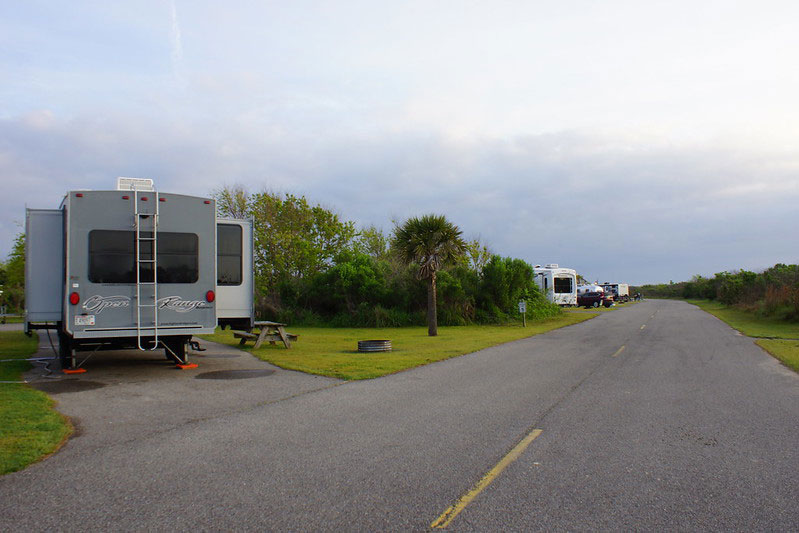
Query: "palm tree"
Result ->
[[393, 214, 467, 336]]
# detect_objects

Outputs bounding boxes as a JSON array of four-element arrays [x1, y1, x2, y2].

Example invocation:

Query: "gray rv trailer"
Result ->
[[25, 183, 222, 368]]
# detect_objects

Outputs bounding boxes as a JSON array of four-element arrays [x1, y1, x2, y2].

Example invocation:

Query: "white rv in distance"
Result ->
[[601, 283, 630, 302], [533, 264, 578, 306]]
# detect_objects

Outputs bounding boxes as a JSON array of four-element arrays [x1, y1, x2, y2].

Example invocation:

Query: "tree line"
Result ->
[[0, 187, 560, 327], [0, 233, 24, 313], [633, 263, 799, 321], [216, 186, 560, 328]]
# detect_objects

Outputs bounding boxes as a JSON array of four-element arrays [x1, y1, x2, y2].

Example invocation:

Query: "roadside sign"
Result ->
[[518, 300, 526, 313]]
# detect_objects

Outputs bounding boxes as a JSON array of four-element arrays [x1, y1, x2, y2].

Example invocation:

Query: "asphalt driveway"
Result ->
[[22, 331, 341, 451]]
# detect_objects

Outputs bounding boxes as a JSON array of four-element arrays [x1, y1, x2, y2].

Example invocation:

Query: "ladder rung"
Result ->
[[138, 237, 156, 241], [138, 259, 156, 263], [139, 282, 156, 285], [138, 304, 157, 308]]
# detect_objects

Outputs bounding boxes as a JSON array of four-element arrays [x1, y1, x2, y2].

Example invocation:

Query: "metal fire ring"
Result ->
[[357, 340, 392, 353]]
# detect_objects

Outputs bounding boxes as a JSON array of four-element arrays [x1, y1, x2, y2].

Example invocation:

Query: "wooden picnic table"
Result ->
[[232, 320, 298, 349]]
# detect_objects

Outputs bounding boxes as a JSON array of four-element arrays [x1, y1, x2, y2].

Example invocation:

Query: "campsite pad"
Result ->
[[22, 332, 341, 451]]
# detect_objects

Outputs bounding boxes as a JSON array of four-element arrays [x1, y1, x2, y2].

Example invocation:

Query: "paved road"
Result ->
[[1, 301, 797, 531]]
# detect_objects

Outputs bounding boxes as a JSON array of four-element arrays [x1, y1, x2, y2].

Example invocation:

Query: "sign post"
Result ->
[[518, 300, 527, 327]]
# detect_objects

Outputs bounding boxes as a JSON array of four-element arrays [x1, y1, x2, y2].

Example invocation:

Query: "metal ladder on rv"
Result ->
[[134, 191, 159, 350]]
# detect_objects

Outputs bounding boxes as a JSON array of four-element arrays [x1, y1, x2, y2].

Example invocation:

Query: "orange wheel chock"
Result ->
[[62, 368, 87, 374], [176, 363, 199, 370]]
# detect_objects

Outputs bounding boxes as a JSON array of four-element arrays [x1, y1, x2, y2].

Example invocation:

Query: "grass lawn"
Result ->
[[687, 299, 799, 373], [0, 331, 72, 476], [202, 313, 596, 380], [755, 340, 799, 372], [686, 300, 799, 339]]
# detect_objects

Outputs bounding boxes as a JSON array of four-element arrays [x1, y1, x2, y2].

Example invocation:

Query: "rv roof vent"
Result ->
[[117, 177, 155, 191], [534, 265, 541, 269], [545, 263, 558, 269]]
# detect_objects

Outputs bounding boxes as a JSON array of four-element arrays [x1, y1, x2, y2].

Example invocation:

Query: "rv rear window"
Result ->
[[88, 230, 199, 284], [217, 224, 242, 286], [554, 277, 573, 294]]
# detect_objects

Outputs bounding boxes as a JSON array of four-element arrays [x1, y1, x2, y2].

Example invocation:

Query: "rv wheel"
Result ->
[[164, 338, 187, 364]]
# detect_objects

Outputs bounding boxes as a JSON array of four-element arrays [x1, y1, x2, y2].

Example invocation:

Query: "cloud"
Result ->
[[169, 0, 185, 90], [169, 1, 183, 65], [2, 108, 798, 284]]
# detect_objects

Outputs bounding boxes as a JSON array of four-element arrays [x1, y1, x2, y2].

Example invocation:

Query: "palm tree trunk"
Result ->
[[427, 271, 438, 336]]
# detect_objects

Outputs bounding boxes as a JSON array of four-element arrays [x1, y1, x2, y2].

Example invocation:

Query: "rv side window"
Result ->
[[544, 278, 548, 290], [554, 277, 573, 294], [89, 230, 199, 284], [217, 224, 242, 286]]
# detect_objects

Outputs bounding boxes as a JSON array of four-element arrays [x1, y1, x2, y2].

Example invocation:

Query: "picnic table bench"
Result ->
[[232, 321, 298, 349]]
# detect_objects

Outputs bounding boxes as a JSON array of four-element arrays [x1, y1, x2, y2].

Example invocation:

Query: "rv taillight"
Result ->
[[141, 196, 149, 201], [204, 200, 211, 204], [69, 292, 80, 305], [75, 193, 83, 198], [122, 195, 130, 200], [205, 290, 215, 303], [159, 197, 166, 202]]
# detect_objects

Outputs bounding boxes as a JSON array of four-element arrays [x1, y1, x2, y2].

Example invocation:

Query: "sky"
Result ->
[[1, 0, 797, 285]]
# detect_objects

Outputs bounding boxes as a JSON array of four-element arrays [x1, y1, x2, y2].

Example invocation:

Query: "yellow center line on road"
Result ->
[[612, 345, 626, 357], [431, 428, 544, 529]]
